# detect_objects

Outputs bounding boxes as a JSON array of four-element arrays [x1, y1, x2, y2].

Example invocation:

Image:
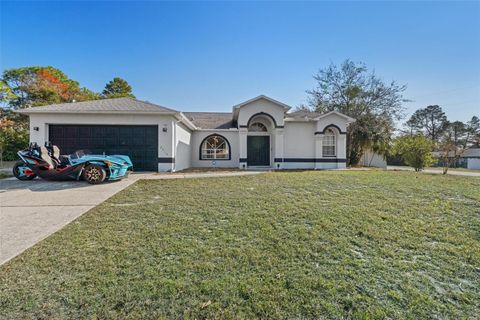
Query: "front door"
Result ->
[[247, 136, 270, 166]]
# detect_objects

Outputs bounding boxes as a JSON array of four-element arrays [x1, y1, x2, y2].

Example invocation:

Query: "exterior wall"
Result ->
[[190, 130, 240, 168], [174, 122, 192, 171], [27, 103, 352, 172], [360, 149, 387, 168], [467, 158, 480, 170], [281, 122, 315, 169], [278, 114, 350, 169], [29, 113, 176, 172], [315, 113, 348, 134], [237, 99, 285, 127]]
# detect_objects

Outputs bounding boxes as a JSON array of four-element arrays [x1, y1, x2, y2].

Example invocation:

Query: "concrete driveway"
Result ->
[[0, 177, 137, 265]]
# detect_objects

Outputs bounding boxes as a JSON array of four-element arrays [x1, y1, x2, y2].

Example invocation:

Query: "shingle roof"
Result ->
[[286, 110, 324, 119], [17, 97, 178, 114], [183, 112, 234, 129]]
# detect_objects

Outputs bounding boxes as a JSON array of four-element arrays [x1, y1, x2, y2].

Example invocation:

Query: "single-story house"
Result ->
[[432, 148, 480, 170], [17, 95, 355, 172]]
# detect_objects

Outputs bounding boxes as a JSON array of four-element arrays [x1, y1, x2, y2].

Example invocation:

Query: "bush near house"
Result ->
[[392, 134, 435, 171], [1, 171, 479, 319]]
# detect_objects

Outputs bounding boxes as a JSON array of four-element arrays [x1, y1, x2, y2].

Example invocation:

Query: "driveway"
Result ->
[[0, 177, 137, 264], [0, 170, 262, 265]]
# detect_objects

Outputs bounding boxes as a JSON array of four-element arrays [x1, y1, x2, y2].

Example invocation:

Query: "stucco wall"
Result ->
[[174, 122, 192, 171], [29, 113, 175, 172], [237, 99, 285, 127], [316, 113, 348, 133], [190, 131, 239, 168], [283, 122, 316, 158]]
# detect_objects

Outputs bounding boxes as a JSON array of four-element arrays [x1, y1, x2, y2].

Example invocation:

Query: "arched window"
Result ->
[[249, 122, 268, 132], [200, 135, 230, 160], [323, 129, 336, 156]]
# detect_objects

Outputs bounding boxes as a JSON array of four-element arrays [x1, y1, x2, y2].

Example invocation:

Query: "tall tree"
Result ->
[[1, 66, 99, 110], [437, 121, 471, 174], [406, 105, 448, 143], [467, 116, 480, 147], [306, 59, 406, 165], [1, 66, 101, 159], [102, 77, 135, 98]]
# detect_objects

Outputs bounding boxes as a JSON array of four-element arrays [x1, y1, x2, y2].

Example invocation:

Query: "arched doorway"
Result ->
[[247, 115, 273, 167]]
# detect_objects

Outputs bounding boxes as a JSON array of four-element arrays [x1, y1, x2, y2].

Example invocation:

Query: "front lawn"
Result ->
[[1, 171, 479, 319]]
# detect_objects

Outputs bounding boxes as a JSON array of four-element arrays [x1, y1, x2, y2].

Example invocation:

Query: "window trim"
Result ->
[[199, 134, 232, 161], [322, 129, 336, 157], [248, 122, 268, 132]]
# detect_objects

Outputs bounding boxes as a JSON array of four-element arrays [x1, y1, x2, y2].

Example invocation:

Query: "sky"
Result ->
[[1, 1, 479, 124]]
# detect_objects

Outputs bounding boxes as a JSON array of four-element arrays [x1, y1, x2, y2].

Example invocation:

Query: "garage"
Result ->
[[49, 125, 158, 171]]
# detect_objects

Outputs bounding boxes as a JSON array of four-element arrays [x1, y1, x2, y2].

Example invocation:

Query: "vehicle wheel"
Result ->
[[13, 161, 36, 180], [83, 164, 106, 184]]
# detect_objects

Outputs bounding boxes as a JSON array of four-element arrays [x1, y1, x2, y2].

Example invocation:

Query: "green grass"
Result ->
[[0, 172, 12, 179], [1, 171, 479, 319]]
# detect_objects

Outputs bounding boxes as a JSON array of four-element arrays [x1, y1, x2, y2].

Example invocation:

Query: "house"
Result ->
[[432, 148, 480, 170], [17, 95, 355, 172]]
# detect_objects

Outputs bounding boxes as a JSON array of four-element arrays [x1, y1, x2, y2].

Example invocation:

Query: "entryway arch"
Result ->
[[247, 114, 274, 167]]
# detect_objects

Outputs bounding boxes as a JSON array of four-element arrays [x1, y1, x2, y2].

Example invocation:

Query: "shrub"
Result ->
[[392, 135, 435, 171]]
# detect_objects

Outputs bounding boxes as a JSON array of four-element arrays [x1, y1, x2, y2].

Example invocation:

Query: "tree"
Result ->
[[0, 116, 29, 162], [406, 105, 448, 143], [306, 60, 406, 165], [102, 77, 135, 98], [1, 66, 99, 110], [437, 120, 474, 174], [0, 66, 102, 160], [392, 135, 435, 171], [467, 116, 480, 147]]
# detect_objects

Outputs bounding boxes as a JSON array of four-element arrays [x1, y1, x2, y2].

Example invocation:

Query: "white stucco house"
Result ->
[[18, 95, 355, 172]]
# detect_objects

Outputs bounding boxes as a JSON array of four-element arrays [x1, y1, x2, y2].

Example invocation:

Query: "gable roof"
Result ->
[[232, 95, 291, 111], [183, 112, 234, 129], [16, 97, 178, 114]]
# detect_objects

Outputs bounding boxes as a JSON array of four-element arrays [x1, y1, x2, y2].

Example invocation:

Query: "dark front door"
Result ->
[[247, 136, 270, 166], [48, 125, 158, 171]]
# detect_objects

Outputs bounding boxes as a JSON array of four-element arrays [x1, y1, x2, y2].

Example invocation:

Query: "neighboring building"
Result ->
[[17, 95, 355, 172], [432, 148, 480, 170], [359, 149, 387, 168]]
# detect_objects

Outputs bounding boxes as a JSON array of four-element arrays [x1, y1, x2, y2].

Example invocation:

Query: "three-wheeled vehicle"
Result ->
[[13, 143, 133, 184]]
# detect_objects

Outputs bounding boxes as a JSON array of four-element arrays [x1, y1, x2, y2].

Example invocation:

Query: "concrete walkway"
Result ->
[[0, 171, 262, 265], [387, 166, 480, 177]]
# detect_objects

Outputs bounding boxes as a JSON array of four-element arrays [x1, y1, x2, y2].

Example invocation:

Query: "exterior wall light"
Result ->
[[33, 127, 39, 131]]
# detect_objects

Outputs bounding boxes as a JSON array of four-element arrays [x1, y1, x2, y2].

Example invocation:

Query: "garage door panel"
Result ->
[[48, 125, 158, 171]]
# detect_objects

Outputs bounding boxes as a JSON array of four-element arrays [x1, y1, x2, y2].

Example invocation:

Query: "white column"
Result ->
[[314, 133, 323, 169], [239, 129, 247, 169], [337, 134, 347, 168], [274, 128, 284, 169]]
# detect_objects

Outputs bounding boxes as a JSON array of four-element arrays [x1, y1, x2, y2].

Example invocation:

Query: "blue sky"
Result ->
[[1, 1, 479, 123]]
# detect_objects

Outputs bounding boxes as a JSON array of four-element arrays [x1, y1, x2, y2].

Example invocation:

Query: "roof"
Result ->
[[16, 97, 178, 114], [183, 112, 234, 129], [432, 148, 480, 158], [286, 110, 324, 119], [232, 95, 292, 111]]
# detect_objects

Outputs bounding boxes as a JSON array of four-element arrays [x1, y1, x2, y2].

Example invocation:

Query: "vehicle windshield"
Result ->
[[70, 149, 91, 160]]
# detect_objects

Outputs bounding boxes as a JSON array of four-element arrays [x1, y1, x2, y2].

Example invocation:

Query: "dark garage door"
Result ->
[[49, 125, 158, 171]]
